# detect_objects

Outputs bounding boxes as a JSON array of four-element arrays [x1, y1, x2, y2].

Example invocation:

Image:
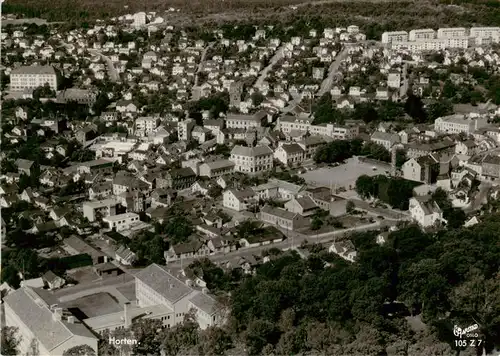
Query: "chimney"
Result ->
[[124, 302, 131, 328], [53, 308, 63, 322], [202, 287, 209, 295], [67, 316, 75, 324]]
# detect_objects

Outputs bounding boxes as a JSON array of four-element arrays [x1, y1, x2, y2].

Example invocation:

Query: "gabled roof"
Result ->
[[3, 287, 97, 352], [231, 145, 273, 157], [134, 264, 194, 304]]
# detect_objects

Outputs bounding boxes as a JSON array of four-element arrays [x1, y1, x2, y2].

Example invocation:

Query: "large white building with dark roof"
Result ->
[[3, 287, 98, 356], [10, 65, 58, 91], [134, 264, 225, 328], [230, 145, 274, 174]]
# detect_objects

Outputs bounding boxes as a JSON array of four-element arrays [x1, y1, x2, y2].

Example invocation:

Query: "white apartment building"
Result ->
[[226, 112, 266, 129], [10, 65, 58, 91], [434, 114, 488, 135], [102, 212, 140, 231], [4, 287, 98, 356], [470, 27, 500, 42], [178, 119, 195, 141], [437, 27, 467, 39], [381, 31, 409, 44], [408, 29, 436, 41], [230, 145, 274, 174], [278, 116, 358, 140], [82, 198, 119, 222], [135, 117, 160, 136], [133, 12, 147, 26]]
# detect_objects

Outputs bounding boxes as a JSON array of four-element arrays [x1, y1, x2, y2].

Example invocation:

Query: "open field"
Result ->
[[299, 157, 389, 190]]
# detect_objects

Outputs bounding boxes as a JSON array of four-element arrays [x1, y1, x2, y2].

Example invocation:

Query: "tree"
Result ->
[[404, 94, 427, 123], [1, 265, 21, 288], [161, 318, 200, 356], [346, 200, 355, 214], [355, 175, 376, 199], [244, 319, 280, 355], [1, 327, 20, 356], [131, 319, 163, 355], [62, 344, 96, 356], [311, 216, 323, 230], [198, 327, 232, 355]]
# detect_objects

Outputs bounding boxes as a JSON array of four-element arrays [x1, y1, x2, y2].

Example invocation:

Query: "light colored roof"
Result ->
[[63, 235, 106, 258], [226, 114, 261, 122], [189, 293, 217, 315], [201, 160, 235, 170], [231, 145, 273, 157], [102, 212, 140, 222], [84, 304, 172, 331], [11, 65, 56, 75], [3, 288, 97, 352], [371, 131, 400, 142], [134, 264, 194, 304], [82, 197, 119, 209]]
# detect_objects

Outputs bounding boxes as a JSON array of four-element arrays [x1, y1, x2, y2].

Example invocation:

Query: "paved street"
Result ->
[[166, 220, 390, 268], [317, 46, 350, 97], [254, 44, 286, 88], [194, 42, 215, 86], [89, 49, 120, 82]]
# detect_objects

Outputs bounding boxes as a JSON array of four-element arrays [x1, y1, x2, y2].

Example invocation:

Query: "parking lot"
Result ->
[[299, 157, 389, 190]]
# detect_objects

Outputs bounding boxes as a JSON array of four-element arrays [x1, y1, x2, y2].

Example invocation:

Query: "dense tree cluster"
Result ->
[[314, 138, 391, 164], [355, 175, 417, 210]]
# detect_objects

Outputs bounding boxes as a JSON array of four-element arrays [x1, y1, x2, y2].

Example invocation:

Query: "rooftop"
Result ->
[[134, 264, 194, 304]]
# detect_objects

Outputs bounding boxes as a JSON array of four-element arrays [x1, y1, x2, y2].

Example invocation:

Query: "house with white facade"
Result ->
[[230, 145, 274, 174], [409, 196, 445, 227], [223, 189, 257, 211]]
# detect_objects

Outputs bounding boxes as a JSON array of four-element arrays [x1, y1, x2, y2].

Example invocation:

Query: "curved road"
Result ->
[[89, 49, 120, 82]]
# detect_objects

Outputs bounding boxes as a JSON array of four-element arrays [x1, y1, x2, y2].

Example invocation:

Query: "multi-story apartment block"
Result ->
[[381, 31, 409, 44], [470, 27, 500, 42], [278, 115, 358, 140], [434, 114, 488, 135], [135, 117, 160, 136], [10, 65, 58, 91], [408, 29, 436, 41], [178, 118, 195, 141], [230, 145, 274, 174], [82, 198, 119, 222], [437, 27, 467, 39], [225, 112, 267, 129]]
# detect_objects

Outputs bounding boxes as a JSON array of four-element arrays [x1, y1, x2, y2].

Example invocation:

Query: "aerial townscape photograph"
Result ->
[[0, 0, 500, 355]]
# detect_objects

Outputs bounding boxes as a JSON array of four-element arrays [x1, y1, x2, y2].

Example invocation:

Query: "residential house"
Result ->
[[41, 271, 65, 290], [329, 240, 357, 262], [198, 160, 235, 178], [409, 196, 445, 227], [223, 189, 257, 211], [370, 132, 400, 150], [402, 156, 438, 183], [274, 143, 305, 166]]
